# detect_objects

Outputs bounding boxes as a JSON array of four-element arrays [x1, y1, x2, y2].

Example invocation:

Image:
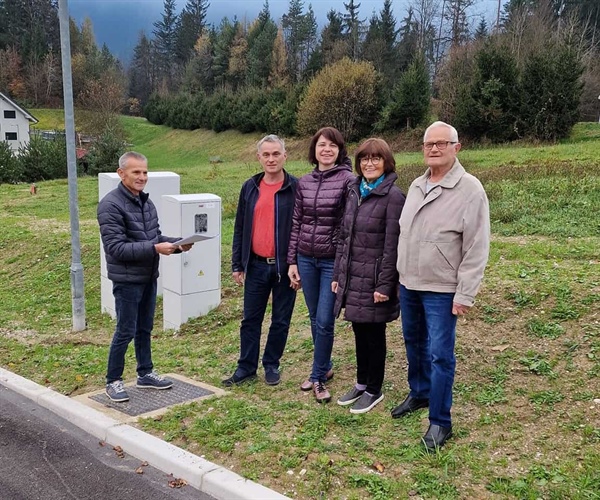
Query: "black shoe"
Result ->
[[422, 424, 453, 452], [222, 372, 257, 387], [390, 395, 429, 419], [264, 369, 281, 386]]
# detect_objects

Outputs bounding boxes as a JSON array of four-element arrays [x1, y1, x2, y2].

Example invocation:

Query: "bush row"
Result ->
[[144, 86, 302, 137]]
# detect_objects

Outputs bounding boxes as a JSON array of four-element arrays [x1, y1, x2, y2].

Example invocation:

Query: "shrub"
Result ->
[[297, 57, 378, 141], [17, 135, 68, 182], [207, 89, 235, 132], [520, 45, 584, 141], [85, 127, 127, 176], [0, 141, 23, 184], [144, 93, 171, 125]]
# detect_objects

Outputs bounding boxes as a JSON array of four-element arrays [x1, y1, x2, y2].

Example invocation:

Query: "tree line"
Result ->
[[0, 0, 599, 144]]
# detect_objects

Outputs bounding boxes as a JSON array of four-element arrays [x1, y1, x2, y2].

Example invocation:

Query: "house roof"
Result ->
[[0, 92, 39, 124]]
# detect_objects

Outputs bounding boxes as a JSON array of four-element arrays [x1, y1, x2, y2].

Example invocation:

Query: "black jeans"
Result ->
[[352, 322, 387, 394], [236, 258, 297, 376]]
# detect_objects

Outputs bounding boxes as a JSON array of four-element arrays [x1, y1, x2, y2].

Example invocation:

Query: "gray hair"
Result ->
[[119, 151, 148, 170], [257, 134, 285, 153], [424, 121, 459, 143]]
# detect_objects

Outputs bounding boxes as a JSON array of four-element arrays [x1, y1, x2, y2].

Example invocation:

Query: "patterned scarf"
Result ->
[[359, 174, 386, 199]]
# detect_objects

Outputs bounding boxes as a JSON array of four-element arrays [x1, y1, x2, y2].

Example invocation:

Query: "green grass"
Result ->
[[2, 114, 600, 499]]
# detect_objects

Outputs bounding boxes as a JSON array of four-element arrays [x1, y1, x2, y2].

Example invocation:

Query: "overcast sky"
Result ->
[[67, 0, 499, 62]]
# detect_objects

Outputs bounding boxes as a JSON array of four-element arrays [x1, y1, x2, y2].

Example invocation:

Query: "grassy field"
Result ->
[[2, 112, 600, 499]]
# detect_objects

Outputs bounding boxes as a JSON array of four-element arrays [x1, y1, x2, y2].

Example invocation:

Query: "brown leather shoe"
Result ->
[[300, 369, 334, 391], [313, 382, 331, 403], [300, 379, 313, 391]]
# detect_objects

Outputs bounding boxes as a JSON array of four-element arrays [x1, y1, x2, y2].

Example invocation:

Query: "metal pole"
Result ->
[[58, 0, 86, 331]]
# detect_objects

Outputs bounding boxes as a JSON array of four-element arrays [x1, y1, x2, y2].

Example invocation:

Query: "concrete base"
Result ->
[[163, 289, 221, 330], [100, 275, 116, 319]]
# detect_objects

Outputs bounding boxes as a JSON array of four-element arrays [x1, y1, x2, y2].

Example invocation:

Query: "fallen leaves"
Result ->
[[168, 477, 188, 488], [372, 461, 385, 473]]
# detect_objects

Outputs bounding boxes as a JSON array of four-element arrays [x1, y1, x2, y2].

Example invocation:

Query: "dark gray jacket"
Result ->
[[333, 173, 406, 323], [98, 182, 177, 284]]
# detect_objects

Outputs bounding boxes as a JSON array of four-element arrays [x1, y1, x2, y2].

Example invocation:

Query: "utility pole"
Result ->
[[58, 0, 86, 331]]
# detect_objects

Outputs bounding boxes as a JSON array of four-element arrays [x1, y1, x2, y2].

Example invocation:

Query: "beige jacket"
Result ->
[[397, 159, 490, 306]]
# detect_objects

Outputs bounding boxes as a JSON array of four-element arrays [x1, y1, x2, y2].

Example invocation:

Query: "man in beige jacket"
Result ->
[[391, 121, 490, 451]]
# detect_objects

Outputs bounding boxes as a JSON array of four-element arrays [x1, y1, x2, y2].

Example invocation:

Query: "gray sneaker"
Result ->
[[106, 380, 129, 402], [350, 392, 384, 414], [137, 371, 173, 390], [337, 386, 365, 406]]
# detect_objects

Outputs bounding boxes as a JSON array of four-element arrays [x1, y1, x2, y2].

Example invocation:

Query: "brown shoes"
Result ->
[[300, 369, 334, 391], [313, 381, 331, 403]]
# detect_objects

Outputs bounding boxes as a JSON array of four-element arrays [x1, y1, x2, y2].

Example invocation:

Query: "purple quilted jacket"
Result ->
[[287, 157, 355, 263]]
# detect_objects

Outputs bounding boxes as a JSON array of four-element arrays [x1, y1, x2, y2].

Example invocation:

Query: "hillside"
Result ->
[[3, 111, 599, 499]]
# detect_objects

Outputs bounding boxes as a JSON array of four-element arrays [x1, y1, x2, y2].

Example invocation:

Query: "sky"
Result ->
[[67, 0, 500, 63]]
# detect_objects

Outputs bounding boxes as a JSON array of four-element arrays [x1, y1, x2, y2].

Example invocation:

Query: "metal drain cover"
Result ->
[[89, 378, 214, 417]]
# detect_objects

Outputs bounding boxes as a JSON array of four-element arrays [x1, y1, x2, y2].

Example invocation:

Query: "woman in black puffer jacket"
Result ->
[[332, 138, 406, 414], [287, 127, 355, 403]]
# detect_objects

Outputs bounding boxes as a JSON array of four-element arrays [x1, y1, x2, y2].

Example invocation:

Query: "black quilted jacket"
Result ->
[[97, 183, 177, 283], [333, 173, 406, 323]]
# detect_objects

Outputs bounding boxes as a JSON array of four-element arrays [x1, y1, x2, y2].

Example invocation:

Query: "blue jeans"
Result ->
[[297, 254, 336, 383], [400, 285, 457, 428], [236, 258, 297, 377], [106, 281, 157, 383]]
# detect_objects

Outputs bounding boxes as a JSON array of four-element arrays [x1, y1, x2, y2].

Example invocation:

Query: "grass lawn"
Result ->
[[2, 113, 600, 498]]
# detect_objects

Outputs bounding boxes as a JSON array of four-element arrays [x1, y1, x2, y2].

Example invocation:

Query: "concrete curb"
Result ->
[[0, 368, 289, 500]]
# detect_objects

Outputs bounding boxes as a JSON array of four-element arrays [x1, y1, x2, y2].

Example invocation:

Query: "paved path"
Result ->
[[0, 368, 289, 500], [0, 385, 212, 500]]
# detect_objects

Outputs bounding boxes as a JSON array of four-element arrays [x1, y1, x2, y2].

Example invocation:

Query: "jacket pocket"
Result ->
[[418, 240, 460, 285]]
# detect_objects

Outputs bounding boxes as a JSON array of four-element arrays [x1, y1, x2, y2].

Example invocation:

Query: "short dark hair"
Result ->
[[354, 138, 396, 176], [307, 127, 347, 166]]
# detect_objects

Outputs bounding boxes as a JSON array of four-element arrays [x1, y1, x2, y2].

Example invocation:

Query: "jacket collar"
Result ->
[[416, 159, 465, 193], [251, 169, 293, 190], [118, 182, 148, 203], [312, 156, 353, 178]]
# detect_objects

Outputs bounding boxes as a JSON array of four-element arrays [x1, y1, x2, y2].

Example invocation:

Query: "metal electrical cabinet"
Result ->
[[161, 194, 222, 330], [98, 172, 180, 318]]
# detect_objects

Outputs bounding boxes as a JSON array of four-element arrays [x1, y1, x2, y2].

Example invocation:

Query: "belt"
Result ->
[[253, 254, 276, 265]]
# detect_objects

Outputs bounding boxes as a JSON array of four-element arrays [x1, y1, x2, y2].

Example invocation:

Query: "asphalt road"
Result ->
[[0, 385, 215, 500]]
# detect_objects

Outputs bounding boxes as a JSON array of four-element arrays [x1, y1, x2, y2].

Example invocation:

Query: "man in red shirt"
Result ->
[[224, 135, 298, 387]]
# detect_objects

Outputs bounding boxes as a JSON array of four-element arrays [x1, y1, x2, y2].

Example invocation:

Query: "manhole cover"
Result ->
[[89, 378, 214, 416]]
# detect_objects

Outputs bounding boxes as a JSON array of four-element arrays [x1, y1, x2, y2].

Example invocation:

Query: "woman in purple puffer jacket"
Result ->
[[287, 127, 355, 403]]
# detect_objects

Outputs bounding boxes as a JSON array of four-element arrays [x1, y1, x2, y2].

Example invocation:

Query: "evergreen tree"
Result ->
[[361, 0, 399, 88], [153, 0, 179, 88], [377, 54, 430, 130], [343, 0, 364, 60], [397, 7, 419, 71], [212, 17, 237, 89], [474, 17, 488, 40], [246, 1, 278, 87], [320, 9, 346, 65], [129, 32, 155, 106], [521, 44, 583, 141], [282, 0, 306, 82], [175, 0, 210, 64]]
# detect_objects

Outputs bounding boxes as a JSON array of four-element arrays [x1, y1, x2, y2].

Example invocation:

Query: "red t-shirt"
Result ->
[[251, 179, 283, 258]]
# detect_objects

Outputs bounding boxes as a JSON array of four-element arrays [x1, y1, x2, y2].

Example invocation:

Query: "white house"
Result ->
[[0, 92, 38, 153]]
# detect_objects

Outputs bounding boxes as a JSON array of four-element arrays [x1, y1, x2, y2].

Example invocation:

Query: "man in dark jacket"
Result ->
[[98, 151, 192, 402], [223, 135, 298, 387]]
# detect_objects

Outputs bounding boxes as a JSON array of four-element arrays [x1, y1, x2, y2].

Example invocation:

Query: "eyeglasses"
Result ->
[[423, 141, 457, 150], [360, 156, 382, 166]]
